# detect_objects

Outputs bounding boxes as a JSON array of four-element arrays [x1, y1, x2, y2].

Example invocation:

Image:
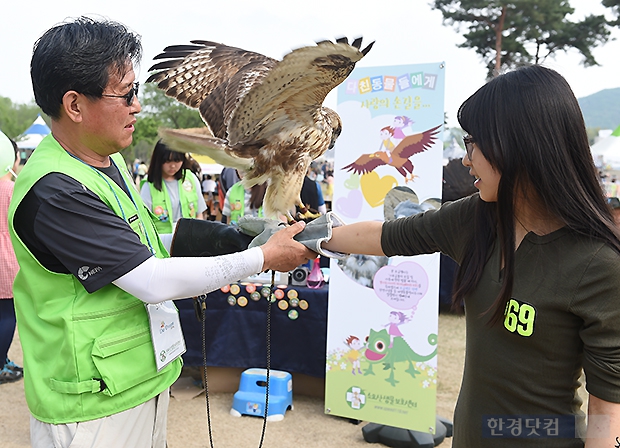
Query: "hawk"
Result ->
[[342, 125, 441, 182], [146, 37, 374, 221]]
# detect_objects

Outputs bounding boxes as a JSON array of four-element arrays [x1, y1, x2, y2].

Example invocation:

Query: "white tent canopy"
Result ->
[[592, 125, 620, 169], [190, 153, 224, 176], [17, 114, 50, 149]]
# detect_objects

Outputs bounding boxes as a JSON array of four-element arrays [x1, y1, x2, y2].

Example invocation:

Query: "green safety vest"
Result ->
[[228, 181, 263, 224], [149, 173, 199, 233], [8, 134, 181, 424]]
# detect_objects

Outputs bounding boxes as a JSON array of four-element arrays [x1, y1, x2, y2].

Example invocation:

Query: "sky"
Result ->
[[2, 0, 619, 129]]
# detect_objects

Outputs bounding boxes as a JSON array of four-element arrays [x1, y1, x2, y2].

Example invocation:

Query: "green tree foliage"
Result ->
[[432, 0, 611, 78], [121, 83, 204, 163], [603, 0, 620, 25], [0, 97, 45, 139]]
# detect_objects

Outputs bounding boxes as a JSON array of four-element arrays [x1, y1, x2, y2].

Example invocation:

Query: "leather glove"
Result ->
[[237, 211, 347, 259], [170, 218, 253, 257]]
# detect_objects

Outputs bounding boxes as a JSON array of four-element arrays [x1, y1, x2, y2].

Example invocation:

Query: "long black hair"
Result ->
[[248, 183, 267, 210], [453, 65, 620, 323], [146, 140, 189, 191]]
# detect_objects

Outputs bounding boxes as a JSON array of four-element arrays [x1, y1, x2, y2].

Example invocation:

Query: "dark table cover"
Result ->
[[177, 283, 328, 378]]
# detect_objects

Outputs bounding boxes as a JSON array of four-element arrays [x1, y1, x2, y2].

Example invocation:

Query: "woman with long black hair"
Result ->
[[324, 65, 620, 447]]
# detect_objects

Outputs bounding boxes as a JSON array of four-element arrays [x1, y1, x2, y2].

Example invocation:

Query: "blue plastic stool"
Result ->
[[230, 368, 293, 421]]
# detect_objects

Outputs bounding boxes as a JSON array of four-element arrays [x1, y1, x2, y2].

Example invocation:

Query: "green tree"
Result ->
[[0, 96, 46, 139], [432, 0, 611, 78], [139, 83, 204, 129], [603, 0, 620, 25]]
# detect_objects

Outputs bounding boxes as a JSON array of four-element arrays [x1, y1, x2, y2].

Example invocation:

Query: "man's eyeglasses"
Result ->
[[101, 82, 139, 106], [463, 135, 475, 160]]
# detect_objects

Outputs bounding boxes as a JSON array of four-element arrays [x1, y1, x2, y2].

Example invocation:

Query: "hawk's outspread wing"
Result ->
[[342, 153, 388, 175], [391, 125, 442, 159], [148, 42, 276, 139], [147, 37, 373, 219]]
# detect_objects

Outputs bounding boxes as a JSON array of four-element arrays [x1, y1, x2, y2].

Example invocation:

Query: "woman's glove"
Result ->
[[237, 212, 347, 259]]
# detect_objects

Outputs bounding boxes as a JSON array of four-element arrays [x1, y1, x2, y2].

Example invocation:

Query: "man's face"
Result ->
[[80, 65, 141, 156]]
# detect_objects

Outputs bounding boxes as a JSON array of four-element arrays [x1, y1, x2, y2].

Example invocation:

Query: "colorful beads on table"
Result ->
[[220, 284, 310, 319]]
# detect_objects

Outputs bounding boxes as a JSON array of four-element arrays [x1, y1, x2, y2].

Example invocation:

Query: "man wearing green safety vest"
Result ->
[[9, 17, 314, 448]]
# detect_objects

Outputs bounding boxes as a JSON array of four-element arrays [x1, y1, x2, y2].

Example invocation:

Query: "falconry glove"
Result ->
[[170, 218, 253, 257], [237, 212, 347, 260]]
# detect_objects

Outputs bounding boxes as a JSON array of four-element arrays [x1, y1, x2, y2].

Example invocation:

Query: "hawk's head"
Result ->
[[323, 108, 342, 150]]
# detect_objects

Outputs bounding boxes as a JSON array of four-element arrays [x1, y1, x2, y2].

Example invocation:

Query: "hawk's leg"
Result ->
[[286, 211, 297, 225]]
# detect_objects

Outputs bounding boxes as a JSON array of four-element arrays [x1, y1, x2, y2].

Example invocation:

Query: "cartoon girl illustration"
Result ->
[[345, 335, 365, 375], [392, 116, 414, 143], [378, 126, 395, 163], [384, 311, 411, 347]]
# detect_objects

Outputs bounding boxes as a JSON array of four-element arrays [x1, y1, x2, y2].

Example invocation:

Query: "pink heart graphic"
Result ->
[[335, 189, 363, 218]]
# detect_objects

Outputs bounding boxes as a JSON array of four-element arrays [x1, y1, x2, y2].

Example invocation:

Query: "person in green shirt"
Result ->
[[324, 65, 620, 447], [140, 140, 207, 233]]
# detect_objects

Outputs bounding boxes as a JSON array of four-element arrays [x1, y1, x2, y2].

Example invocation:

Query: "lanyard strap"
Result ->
[[65, 151, 157, 255]]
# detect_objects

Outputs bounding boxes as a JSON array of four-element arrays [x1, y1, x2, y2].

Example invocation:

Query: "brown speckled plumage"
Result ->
[[147, 37, 373, 218]]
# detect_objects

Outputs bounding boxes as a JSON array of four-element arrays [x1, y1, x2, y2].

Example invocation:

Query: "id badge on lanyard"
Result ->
[[146, 301, 186, 371]]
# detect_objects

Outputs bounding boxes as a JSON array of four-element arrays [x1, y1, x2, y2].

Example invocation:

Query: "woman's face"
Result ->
[[162, 159, 183, 180], [462, 141, 501, 202]]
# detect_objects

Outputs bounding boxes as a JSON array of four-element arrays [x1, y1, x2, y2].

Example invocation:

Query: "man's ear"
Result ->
[[61, 91, 83, 123]]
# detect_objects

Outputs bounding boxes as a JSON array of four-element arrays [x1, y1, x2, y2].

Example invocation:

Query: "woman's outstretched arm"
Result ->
[[323, 221, 385, 256]]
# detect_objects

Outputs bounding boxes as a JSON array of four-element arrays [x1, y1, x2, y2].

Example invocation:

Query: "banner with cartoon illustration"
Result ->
[[325, 63, 445, 434]]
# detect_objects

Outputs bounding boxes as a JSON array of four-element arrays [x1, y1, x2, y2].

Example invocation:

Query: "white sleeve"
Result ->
[[112, 246, 264, 303], [140, 182, 152, 209], [191, 173, 208, 215], [158, 232, 174, 252]]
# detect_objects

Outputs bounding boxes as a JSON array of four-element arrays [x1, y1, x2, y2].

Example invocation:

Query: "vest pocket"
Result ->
[[91, 326, 158, 396]]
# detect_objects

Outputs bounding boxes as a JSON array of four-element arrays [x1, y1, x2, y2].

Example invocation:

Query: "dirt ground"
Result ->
[[1, 314, 467, 447]]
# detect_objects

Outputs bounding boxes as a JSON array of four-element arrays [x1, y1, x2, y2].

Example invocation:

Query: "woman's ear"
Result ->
[[61, 91, 83, 123]]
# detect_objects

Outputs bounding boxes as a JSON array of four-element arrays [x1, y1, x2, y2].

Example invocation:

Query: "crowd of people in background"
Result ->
[[128, 155, 335, 224], [127, 146, 620, 230]]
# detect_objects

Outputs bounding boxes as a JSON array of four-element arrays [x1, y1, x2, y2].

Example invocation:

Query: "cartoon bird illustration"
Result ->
[[342, 125, 441, 182], [146, 37, 373, 221]]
